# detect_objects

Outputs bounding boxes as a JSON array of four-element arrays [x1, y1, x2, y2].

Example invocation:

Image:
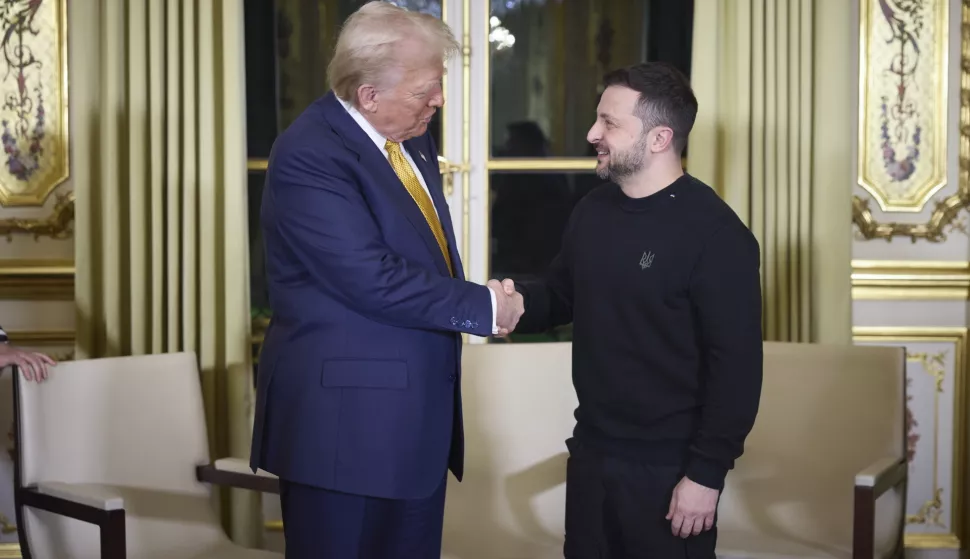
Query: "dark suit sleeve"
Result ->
[[513, 205, 577, 334], [269, 149, 493, 337]]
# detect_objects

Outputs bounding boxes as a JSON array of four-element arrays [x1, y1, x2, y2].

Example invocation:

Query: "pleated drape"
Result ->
[[689, 0, 852, 344], [73, 0, 257, 543]]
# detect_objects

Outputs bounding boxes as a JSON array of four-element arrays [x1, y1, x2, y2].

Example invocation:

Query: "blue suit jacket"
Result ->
[[250, 92, 493, 500]]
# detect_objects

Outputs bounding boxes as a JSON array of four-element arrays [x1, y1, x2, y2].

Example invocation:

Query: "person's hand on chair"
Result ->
[[0, 343, 55, 382]]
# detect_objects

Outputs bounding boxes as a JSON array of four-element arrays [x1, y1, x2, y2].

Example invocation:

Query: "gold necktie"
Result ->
[[385, 140, 453, 276]]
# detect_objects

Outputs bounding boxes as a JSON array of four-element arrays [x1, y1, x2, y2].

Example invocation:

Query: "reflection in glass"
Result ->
[[244, 0, 278, 158], [488, 171, 607, 343], [489, 0, 694, 158], [248, 171, 271, 320]]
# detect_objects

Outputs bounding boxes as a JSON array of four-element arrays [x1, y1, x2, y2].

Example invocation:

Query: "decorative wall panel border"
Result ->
[[851, 260, 970, 299], [853, 0, 968, 240], [0, 260, 73, 300], [854, 326, 968, 549], [857, 0, 948, 212], [0, 0, 70, 208]]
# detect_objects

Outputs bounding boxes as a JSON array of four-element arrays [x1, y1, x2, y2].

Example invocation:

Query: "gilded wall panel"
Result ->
[[0, 0, 69, 208], [852, 0, 967, 248], [858, 0, 948, 212], [854, 327, 968, 549]]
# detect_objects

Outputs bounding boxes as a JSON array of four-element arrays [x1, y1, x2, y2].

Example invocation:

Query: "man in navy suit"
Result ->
[[249, 2, 525, 557]]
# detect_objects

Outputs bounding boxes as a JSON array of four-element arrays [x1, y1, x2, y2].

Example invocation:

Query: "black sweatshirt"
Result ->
[[515, 174, 763, 491]]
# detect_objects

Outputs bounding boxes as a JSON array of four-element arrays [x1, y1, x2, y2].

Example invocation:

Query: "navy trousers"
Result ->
[[278, 475, 448, 559]]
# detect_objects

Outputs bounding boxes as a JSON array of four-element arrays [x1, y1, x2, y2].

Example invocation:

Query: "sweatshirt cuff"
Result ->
[[685, 454, 727, 491]]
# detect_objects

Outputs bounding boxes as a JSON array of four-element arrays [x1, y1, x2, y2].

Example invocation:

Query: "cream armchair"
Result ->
[[11, 352, 281, 559], [445, 341, 907, 559]]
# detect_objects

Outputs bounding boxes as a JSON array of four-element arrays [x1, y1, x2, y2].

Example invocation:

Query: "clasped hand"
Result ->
[[487, 278, 522, 337]]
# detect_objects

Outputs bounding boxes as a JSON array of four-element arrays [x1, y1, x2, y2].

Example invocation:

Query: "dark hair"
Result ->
[[602, 62, 697, 153]]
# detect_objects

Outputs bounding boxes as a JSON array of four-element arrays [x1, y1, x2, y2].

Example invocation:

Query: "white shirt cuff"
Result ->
[[488, 287, 498, 335]]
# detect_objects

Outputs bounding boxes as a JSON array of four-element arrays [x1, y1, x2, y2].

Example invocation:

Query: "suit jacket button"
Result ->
[[449, 374, 456, 382], [451, 317, 458, 326], [463, 320, 471, 328]]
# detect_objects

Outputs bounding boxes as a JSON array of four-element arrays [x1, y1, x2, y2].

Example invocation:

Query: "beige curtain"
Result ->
[[72, 0, 259, 545], [689, 0, 852, 344]]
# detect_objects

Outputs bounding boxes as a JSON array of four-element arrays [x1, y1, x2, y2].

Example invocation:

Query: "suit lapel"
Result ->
[[404, 138, 465, 280], [321, 93, 451, 278]]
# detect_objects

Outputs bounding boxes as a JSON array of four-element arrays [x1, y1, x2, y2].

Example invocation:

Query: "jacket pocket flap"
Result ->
[[321, 359, 408, 389]]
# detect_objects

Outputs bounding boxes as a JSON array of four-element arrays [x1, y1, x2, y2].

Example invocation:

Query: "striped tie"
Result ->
[[385, 140, 454, 276]]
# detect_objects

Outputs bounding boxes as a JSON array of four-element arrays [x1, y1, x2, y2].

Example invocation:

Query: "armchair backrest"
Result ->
[[15, 352, 212, 495], [447, 341, 906, 558], [717, 341, 906, 552]]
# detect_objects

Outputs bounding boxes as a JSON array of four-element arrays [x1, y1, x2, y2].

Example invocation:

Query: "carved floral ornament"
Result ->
[[854, 0, 970, 242], [0, 0, 72, 240]]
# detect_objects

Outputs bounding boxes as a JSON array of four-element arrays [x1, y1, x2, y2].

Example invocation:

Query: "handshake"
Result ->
[[488, 278, 524, 337]]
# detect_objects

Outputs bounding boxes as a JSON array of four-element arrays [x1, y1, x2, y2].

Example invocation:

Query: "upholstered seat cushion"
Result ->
[[716, 530, 850, 559], [25, 482, 279, 559]]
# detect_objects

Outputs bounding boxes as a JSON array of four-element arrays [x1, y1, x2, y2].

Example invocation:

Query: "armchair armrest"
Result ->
[[853, 456, 907, 559], [196, 457, 279, 494], [17, 483, 126, 559]]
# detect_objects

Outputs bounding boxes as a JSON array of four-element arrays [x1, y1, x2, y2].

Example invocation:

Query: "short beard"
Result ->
[[596, 132, 648, 182]]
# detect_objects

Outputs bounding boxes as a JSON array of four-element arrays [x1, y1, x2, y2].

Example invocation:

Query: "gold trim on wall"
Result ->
[[0, 190, 74, 240], [0, 543, 18, 559], [0, 260, 74, 300], [487, 158, 596, 171], [852, 326, 968, 549], [4, 330, 75, 346], [852, 0, 970, 240], [851, 260, 970, 299]]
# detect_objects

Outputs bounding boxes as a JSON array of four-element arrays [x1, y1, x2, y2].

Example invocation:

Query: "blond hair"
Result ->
[[328, 2, 460, 104]]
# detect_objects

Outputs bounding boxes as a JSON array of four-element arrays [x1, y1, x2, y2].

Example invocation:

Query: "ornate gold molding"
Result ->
[[0, 543, 19, 558], [852, 1, 970, 241], [0, 190, 74, 240], [851, 260, 970, 299], [0, 260, 74, 300]]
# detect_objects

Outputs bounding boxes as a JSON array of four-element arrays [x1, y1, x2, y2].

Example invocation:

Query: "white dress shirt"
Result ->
[[336, 96, 498, 335]]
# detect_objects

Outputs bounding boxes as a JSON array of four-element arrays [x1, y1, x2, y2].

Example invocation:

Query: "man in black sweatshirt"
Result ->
[[495, 62, 763, 557]]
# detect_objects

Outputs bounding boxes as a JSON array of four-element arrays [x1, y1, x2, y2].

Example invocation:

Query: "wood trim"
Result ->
[[852, 458, 907, 558], [195, 465, 279, 494]]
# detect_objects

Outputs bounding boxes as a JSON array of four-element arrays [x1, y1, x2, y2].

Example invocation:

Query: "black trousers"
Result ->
[[564, 438, 717, 559]]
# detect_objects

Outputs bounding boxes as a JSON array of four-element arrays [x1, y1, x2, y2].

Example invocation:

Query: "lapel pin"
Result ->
[[419, 151, 427, 162]]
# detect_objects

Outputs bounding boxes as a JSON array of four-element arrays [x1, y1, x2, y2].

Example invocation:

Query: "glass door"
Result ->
[[465, 0, 695, 344], [243, 0, 696, 349]]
